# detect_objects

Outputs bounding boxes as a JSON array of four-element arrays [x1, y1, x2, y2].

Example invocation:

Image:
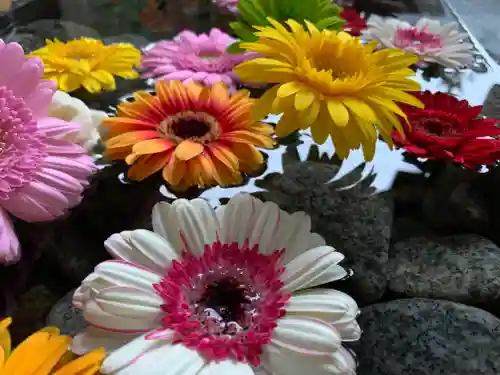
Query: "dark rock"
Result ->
[[260, 160, 393, 304], [46, 289, 87, 336], [421, 165, 488, 235], [350, 298, 500, 375], [388, 235, 500, 305], [10, 285, 60, 345]]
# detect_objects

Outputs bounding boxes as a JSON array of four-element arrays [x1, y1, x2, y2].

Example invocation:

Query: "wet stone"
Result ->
[[388, 234, 500, 306], [260, 161, 393, 305], [46, 289, 87, 336], [350, 298, 500, 375]]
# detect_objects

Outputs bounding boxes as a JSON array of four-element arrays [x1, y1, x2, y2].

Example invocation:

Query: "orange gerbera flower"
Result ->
[[102, 80, 275, 190]]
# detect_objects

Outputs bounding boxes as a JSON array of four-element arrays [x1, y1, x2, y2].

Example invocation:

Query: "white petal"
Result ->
[[282, 247, 347, 292], [104, 342, 205, 375], [271, 316, 341, 355], [263, 344, 356, 375], [220, 193, 257, 246], [83, 298, 159, 333], [152, 199, 218, 257], [101, 332, 167, 373], [105, 230, 179, 274], [248, 201, 281, 254], [198, 360, 255, 375], [72, 326, 139, 355], [278, 212, 315, 263], [73, 260, 161, 308], [95, 286, 162, 319], [286, 289, 361, 341]]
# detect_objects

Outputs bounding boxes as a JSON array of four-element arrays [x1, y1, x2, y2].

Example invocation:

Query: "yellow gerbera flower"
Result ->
[[102, 80, 274, 190], [30, 38, 141, 94], [0, 317, 105, 375], [234, 18, 424, 160]]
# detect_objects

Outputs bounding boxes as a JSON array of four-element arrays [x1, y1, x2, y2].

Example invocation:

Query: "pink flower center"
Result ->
[[394, 26, 443, 51], [152, 241, 290, 366], [0, 86, 46, 199]]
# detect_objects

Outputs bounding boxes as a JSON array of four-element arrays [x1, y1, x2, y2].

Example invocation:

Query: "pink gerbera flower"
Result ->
[[212, 0, 239, 13], [0, 41, 96, 264], [140, 28, 255, 91]]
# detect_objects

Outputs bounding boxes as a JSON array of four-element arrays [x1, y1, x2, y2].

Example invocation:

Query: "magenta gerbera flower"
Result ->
[[0, 41, 96, 264], [212, 0, 239, 13], [140, 28, 255, 90]]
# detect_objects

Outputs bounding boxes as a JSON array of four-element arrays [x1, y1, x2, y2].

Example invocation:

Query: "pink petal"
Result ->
[[0, 207, 20, 264], [37, 117, 81, 139]]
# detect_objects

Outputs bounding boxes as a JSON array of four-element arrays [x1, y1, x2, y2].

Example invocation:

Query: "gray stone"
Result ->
[[350, 298, 500, 375], [260, 161, 393, 304], [46, 289, 87, 336], [388, 235, 500, 305]]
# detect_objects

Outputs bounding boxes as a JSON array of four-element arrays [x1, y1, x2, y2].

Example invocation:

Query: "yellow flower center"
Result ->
[[160, 111, 221, 144]]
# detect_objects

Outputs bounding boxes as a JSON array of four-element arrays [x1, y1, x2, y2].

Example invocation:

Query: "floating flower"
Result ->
[[48, 91, 108, 151], [0, 41, 96, 264], [72, 194, 360, 375], [362, 16, 474, 68], [102, 80, 274, 190], [141, 29, 255, 91], [341, 7, 367, 36], [212, 0, 239, 13], [30, 38, 141, 93], [235, 19, 422, 160], [393, 91, 500, 168], [228, 0, 344, 52], [0, 317, 105, 374]]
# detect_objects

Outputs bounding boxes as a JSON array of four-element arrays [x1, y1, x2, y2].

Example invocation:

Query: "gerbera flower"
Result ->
[[212, 0, 239, 13], [0, 317, 105, 374], [393, 91, 500, 168], [71, 194, 360, 375], [362, 16, 474, 68], [141, 29, 255, 91], [48, 91, 108, 151], [0, 41, 96, 264], [234, 19, 423, 160], [29, 38, 141, 93], [228, 0, 343, 52], [102, 80, 274, 190], [341, 7, 367, 36]]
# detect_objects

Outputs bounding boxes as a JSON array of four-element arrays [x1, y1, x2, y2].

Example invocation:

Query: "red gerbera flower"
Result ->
[[341, 7, 367, 36], [393, 91, 500, 168]]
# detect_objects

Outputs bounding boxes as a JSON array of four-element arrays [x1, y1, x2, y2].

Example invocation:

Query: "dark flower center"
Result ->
[[417, 116, 459, 136], [160, 110, 221, 143], [171, 118, 211, 139], [196, 276, 252, 327]]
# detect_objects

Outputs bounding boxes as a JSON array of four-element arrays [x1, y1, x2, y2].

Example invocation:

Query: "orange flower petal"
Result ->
[[198, 154, 222, 185], [209, 145, 239, 171], [174, 140, 204, 161], [230, 143, 265, 173], [132, 138, 175, 155], [101, 118, 156, 139], [220, 130, 275, 148], [162, 153, 186, 186], [128, 153, 169, 181], [106, 130, 159, 149]]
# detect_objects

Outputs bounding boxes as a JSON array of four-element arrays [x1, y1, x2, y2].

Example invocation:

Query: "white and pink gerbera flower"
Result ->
[[0, 41, 96, 264], [72, 194, 360, 375], [140, 28, 255, 91], [362, 16, 474, 68]]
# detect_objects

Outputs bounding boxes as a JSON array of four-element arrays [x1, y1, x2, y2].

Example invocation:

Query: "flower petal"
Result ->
[[103, 340, 205, 375], [286, 289, 360, 341], [270, 316, 341, 356], [282, 246, 347, 292], [105, 230, 179, 274], [94, 286, 162, 319], [175, 140, 204, 161], [198, 360, 255, 375], [151, 199, 218, 257], [0, 207, 20, 264], [72, 326, 138, 355]]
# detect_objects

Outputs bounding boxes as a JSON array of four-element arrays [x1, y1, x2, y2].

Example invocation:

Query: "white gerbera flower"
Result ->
[[362, 15, 474, 69], [72, 194, 360, 375], [48, 91, 108, 151]]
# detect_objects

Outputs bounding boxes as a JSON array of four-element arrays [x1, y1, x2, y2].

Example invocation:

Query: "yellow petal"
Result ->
[[174, 140, 204, 161], [327, 99, 349, 127], [132, 139, 174, 155], [162, 154, 186, 186], [294, 91, 315, 111]]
